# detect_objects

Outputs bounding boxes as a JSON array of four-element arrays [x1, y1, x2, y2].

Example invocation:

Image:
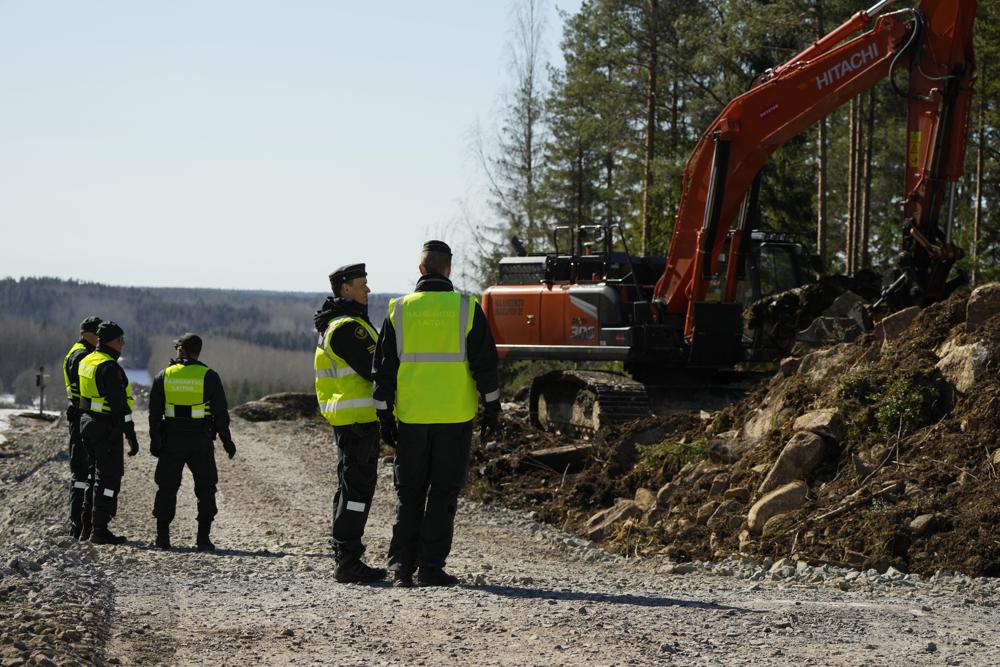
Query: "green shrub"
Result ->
[[873, 376, 932, 441], [636, 437, 708, 475]]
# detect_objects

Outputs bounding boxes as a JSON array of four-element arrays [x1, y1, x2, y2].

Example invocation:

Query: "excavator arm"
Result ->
[[652, 0, 976, 340]]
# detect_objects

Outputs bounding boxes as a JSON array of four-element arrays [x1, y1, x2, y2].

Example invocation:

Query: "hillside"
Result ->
[[0, 277, 397, 404]]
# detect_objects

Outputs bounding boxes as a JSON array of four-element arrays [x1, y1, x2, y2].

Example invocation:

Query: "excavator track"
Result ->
[[528, 369, 770, 434], [529, 371, 651, 434]]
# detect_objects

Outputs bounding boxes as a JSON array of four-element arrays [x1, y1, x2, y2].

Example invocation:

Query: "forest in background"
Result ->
[[0, 277, 395, 406], [472, 0, 1000, 288]]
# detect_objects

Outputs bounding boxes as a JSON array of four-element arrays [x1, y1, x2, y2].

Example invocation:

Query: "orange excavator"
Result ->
[[481, 0, 977, 432]]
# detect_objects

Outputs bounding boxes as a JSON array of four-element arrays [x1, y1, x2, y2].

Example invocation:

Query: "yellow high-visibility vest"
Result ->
[[63, 341, 88, 401], [314, 316, 377, 426], [78, 350, 134, 415], [163, 363, 211, 419], [389, 291, 478, 424]]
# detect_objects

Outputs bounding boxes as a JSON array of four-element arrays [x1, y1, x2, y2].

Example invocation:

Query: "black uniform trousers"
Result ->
[[80, 419, 124, 531], [68, 409, 94, 529], [331, 421, 380, 561], [387, 420, 473, 574], [153, 430, 219, 524]]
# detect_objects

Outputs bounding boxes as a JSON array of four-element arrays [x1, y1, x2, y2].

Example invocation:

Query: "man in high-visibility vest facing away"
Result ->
[[78, 320, 140, 545], [148, 333, 236, 551], [314, 263, 387, 584], [373, 240, 501, 588], [63, 315, 102, 540]]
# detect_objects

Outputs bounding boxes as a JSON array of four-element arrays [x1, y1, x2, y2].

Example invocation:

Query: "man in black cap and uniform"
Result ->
[[148, 333, 237, 551], [373, 241, 501, 587], [313, 263, 386, 583], [63, 316, 103, 540], [78, 321, 139, 545]]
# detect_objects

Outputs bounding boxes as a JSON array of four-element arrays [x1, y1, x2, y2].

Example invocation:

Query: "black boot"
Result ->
[[196, 521, 215, 551], [70, 522, 82, 540], [335, 557, 387, 584], [156, 521, 171, 550], [79, 512, 92, 542], [416, 567, 459, 587], [90, 526, 127, 545]]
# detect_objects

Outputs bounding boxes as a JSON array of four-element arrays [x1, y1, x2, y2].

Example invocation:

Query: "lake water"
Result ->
[[123, 368, 152, 386]]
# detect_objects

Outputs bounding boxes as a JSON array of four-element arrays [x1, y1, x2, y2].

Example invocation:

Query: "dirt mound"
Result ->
[[233, 392, 319, 422], [473, 283, 1000, 576]]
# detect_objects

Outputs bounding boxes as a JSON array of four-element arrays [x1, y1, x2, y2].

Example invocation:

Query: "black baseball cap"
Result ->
[[422, 240, 452, 256], [80, 316, 103, 334], [173, 333, 203, 355], [97, 321, 125, 343], [329, 263, 367, 291]]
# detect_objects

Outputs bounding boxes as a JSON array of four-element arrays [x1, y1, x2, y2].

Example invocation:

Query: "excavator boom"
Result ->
[[654, 0, 976, 338]]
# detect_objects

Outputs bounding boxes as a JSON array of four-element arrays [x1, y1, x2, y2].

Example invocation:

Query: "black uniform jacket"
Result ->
[[148, 358, 234, 446], [372, 273, 500, 412], [314, 296, 377, 381], [64, 338, 95, 412]]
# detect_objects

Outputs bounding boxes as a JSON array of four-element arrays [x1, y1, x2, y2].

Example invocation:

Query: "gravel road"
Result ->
[[3, 414, 1000, 666]]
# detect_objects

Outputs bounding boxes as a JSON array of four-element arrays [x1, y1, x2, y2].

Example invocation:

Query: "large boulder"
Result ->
[[585, 499, 642, 541], [935, 342, 990, 394], [792, 408, 846, 444], [234, 392, 319, 422], [707, 430, 749, 464], [874, 306, 921, 345], [797, 344, 855, 389], [966, 283, 1000, 331], [757, 432, 828, 495], [747, 481, 808, 535]]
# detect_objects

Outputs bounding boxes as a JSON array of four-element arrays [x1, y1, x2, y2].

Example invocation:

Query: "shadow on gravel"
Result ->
[[466, 583, 746, 611], [125, 543, 335, 559]]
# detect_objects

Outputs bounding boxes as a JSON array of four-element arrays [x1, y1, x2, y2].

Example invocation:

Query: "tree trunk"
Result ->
[[817, 119, 828, 268], [640, 0, 659, 255], [815, 1, 828, 268], [973, 82, 985, 287], [846, 97, 858, 276], [860, 90, 875, 270]]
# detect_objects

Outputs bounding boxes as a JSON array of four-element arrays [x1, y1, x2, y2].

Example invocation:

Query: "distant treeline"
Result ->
[[0, 277, 397, 405]]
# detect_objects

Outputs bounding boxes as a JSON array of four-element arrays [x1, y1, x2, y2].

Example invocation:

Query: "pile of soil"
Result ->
[[234, 392, 319, 422], [470, 284, 1000, 577]]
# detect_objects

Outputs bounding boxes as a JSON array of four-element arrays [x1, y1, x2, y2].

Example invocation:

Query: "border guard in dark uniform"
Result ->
[[148, 333, 236, 551], [63, 316, 102, 540], [314, 263, 387, 583], [372, 240, 501, 587], [78, 321, 139, 545]]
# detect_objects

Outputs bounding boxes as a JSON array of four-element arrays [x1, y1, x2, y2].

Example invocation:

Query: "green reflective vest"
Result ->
[[163, 363, 211, 419], [314, 316, 377, 426], [78, 350, 134, 415], [63, 341, 88, 402], [390, 291, 478, 424]]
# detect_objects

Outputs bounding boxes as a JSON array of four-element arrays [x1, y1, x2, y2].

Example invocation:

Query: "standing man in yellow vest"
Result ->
[[148, 333, 236, 551], [372, 240, 501, 588], [314, 263, 387, 583], [78, 321, 139, 545], [63, 315, 102, 540]]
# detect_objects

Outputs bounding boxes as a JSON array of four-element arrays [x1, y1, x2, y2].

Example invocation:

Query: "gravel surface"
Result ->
[[2, 414, 999, 666]]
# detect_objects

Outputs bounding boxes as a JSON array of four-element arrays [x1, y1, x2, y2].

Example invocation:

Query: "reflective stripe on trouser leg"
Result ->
[[331, 425, 379, 560]]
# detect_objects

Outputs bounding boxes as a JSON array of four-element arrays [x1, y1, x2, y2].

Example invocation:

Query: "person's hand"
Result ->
[[377, 410, 398, 449], [222, 440, 237, 460], [149, 439, 162, 458], [127, 434, 140, 457], [479, 401, 501, 441]]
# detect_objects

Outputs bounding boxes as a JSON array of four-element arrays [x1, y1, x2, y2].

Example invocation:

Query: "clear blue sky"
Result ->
[[0, 1, 580, 294]]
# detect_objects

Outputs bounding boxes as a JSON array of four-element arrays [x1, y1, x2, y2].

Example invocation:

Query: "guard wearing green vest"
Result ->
[[78, 321, 140, 545], [372, 240, 501, 588], [62, 316, 102, 540], [148, 333, 236, 551], [313, 263, 386, 583]]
